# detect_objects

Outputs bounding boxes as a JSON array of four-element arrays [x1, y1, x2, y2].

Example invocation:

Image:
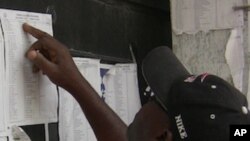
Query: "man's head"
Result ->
[[127, 46, 250, 141]]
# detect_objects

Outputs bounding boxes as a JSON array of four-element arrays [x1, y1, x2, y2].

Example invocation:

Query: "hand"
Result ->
[[23, 23, 82, 91], [24, 24, 128, 141]]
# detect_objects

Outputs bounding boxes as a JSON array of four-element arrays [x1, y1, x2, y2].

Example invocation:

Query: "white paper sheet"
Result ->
[[0, 137, 7, 141], [171, 0, 243, 34], [0, 34, 6, 135], [225, 28, 244, 92], [0, 11, 6, 135], [101, 64, 141, 125], [59, 58, 101, 141], [59, 59, 141, 141], [248, 0, 250, 107], [73, 58, 101, 95], [59, 88, 97, 141], [0, 9, 58, 125], [0, 85, 6, 135], [0, 88, 6, 135]]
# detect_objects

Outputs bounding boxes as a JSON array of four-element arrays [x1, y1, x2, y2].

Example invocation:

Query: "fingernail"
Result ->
[[27, 50, 37, 60], [23, 23, 30, 31]]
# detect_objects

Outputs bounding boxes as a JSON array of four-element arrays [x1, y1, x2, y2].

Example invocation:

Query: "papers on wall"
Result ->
[[101, 64, 141, 125], [0, 8, 142, 141], [59, 58, 141, 141], [0, 9, 58, 141], [0, 46, 6, 135], [0, 9, 58, 127], [0, 87, 6, 132], [0, 90, 6, 136], [225, 28, 244, 92], [171, 0, 244, 34], [247, 0, 250, 107], [0, 137, 7, 141], [59, 88, 97, 141], [59, 58, 100, 141], [73, 58, 102, 95], [0, 9, 6, 136]]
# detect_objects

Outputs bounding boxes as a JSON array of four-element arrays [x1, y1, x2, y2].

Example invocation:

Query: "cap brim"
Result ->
[[142, 46, 190, 109]]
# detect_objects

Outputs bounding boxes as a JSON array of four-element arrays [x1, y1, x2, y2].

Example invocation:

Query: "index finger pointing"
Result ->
[[23, 23, 50, 39]]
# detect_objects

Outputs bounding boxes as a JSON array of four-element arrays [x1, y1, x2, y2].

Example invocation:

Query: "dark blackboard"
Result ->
[[0, 0, 172, 99], [0, 0, 171, 140], [0, 0, 170, 62], [127, 0, 169, 11]]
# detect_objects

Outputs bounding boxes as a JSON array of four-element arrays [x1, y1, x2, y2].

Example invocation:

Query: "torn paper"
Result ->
[[0, 83, 6, 135], [11, 126, 31, 141], [225, 28, 244, 92], [0, 10, 6, 136]]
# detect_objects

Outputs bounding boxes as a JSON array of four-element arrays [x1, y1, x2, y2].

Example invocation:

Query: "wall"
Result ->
[[0, 0, 172, 103], [0, 1, 172, 140], [172, 0, 250, 98]]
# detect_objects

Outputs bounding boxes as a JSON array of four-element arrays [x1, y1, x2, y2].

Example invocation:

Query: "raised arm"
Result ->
[[23, 23, 128, 141]]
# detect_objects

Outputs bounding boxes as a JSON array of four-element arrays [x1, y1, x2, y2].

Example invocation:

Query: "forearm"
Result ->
[[66, 75, 128, 141]]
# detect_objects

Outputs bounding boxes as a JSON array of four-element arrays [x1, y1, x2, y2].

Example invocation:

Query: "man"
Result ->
[[130, 46, 250, 141], [23, 23, 250, 141]]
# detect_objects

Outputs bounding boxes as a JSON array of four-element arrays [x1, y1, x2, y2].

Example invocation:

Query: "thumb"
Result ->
[[27, 50, 55, 74]]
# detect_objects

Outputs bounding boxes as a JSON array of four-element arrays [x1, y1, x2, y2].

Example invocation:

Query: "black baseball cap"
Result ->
[[142, 46, 250, 140]]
